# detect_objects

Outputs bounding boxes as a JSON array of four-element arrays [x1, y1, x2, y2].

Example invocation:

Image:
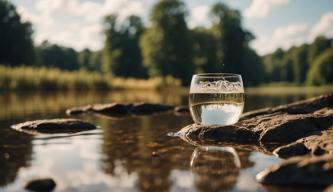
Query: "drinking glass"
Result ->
[[189, 73, 244, 126]]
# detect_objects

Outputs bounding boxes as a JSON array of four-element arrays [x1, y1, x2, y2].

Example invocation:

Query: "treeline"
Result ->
[[263, 36, 333, 85], [0, 0, 332, 86]]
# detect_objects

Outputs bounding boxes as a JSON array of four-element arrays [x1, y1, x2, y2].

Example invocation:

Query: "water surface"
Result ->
[[0, 89, 331, 192]]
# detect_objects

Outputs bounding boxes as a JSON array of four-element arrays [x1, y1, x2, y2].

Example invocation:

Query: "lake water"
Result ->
[[0, 88, 331, 192]]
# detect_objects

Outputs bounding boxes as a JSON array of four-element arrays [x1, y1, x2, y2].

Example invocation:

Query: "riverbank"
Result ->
[[0, 66, 181, 91]]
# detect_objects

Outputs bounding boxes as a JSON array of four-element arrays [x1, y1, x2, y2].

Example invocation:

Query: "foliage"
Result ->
[[0, 0, 35, 65], [1, 0, 333, 88], [263, 36, 332, 85], [140, 0, 194, 85], [0, 66, 180, 91], [103, 15, 147, 78], [209, 3, 264, 86], [37, 41, 79, 70], [191, 27, 219, 73], [307, 48, 333, 85]]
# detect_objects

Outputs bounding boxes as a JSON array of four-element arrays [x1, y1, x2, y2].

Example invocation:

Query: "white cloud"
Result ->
[[245, 0, 288, 19], [252, 24, 309, 55], [189, 5, 210, 28], [252, 11, 333, 55], [309, 12, 333, 40], [15, 0, 146, 51]]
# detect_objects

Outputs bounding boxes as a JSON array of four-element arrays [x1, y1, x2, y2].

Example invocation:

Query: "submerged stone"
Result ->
[[25, 178, 56, 192], [11, 119, 96, 134]]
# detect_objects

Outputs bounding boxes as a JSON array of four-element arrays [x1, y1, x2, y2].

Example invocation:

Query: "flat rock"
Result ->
[[25, 178, 56, 192], [256, 154, 333, 188], [92, 103, 130, 115], [174, 105, 190, 113], [66, 102, 174, 117], [66, 105, 92, 115], [274, 142, 310, 158], [129, 103, 174, 114], [11, 119, 96, 134], [274, 130, 333, 158], [176, 94, 333, 153]]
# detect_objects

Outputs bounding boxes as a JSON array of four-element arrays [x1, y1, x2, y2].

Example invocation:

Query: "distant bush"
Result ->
[[307, 48, 333, 85], [0, 66, 181, 91]]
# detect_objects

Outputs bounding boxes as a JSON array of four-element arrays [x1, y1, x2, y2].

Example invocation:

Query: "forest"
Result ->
[[0, 0, 332, 89]]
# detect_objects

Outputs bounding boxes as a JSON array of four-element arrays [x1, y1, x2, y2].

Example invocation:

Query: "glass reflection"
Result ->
[[190, 146, 241, 192]]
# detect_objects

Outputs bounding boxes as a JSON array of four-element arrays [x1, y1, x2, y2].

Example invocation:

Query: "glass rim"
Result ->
[[192, 73, 242, 78]]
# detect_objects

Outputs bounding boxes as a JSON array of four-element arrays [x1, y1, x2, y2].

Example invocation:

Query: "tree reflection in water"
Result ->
[[0, 121, 33, 187]]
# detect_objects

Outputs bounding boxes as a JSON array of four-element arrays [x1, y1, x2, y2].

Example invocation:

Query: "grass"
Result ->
[[0, 66, 181, 91]]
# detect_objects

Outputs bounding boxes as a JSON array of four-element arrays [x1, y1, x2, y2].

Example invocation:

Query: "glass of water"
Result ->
[[189, 73, 244, 126]]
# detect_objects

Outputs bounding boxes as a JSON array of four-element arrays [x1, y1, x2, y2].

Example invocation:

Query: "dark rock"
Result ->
[[177, 124, 258, 144], [174, 105, 190, 113], [66, 102, 174, 117], [25, 178, 56, 192], [299, 130, 333, 156], [129, 103, 174, 114], [11, 119, 96, 134], [325, 185, 333, 192], [256, 154, 333, 188], [66, 105, 92, 115], [274, 142, 310, 158], [274, 130, 333, 158], [259, 113, 333, 144], [92, 103, 130, 115]]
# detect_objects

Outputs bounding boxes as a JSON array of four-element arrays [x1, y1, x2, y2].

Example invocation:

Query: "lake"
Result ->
[[0, 88, 331, 192]]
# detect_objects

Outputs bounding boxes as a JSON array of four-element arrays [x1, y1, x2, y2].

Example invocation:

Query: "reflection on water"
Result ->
[[190, 146, 241, 191], [0, 89, 331, 191]]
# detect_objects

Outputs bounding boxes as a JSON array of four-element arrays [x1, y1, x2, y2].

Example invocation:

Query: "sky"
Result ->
[[12, 0, 333, 55]]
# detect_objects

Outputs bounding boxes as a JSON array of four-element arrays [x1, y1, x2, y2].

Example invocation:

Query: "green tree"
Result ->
[[140, 0, 194, 85], [263, 48, 285, 82], [307, 48, 333, 85], [78, 48, 93, 70], [290, 44, 309, 83], [91, 51, 103, 72], [37, 41, 79, 70], [209, 2, 262, 85], [191, 27, 219, 73], [103, 15, 147, 78], [0, 0, 35, 65], [308, 36, 332, 64]]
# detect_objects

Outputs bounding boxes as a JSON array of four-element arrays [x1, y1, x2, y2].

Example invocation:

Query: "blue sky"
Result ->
[[12, 0, 333, 55]]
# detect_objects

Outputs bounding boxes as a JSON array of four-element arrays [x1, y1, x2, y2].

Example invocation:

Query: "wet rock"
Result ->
[[66, 102, 174, 117], [129, 103, 174, 114], [256, 154, 333, 188], [92, 103, 130, 115], [274, 130, 333, 158], [176, 94, 333, 153], [25, 178, 56, 192], [325, 185, 333, 192], [11, 119, 96, 134], [66, 105, 92, 115], [174, 105, 190, 113], [259, 113, 333, 144], [274, 143, 310, 158]]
